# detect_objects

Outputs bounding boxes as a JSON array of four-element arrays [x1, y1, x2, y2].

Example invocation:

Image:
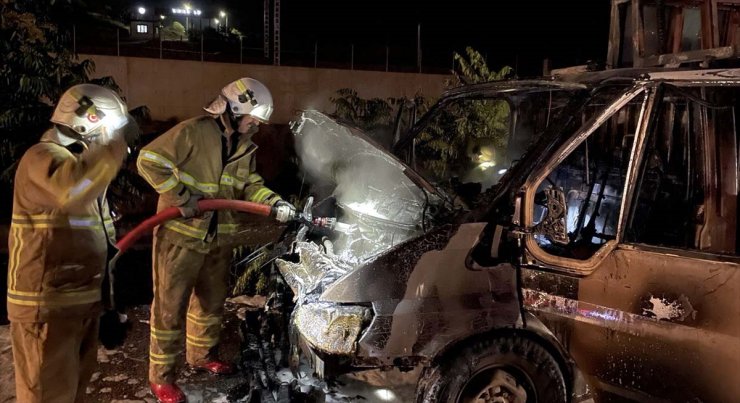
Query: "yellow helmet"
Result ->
[[204, 78, 274, 123], [50, 84, 128, 140]]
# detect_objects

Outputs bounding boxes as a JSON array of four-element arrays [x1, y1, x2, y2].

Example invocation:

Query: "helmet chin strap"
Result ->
[[217, 111, 240, 137], [226, 109, 241, 133], [55, 124, 89, 146]]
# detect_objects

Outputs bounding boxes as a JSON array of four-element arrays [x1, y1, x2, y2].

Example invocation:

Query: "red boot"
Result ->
[[150, 383, 186, 403], [192, 360, 235, 375]]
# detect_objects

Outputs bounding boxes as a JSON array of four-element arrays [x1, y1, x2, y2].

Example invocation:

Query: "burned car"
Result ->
[[269, 68, 740, 403]]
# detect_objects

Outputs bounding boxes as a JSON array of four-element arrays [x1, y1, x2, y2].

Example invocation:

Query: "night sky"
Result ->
[[150, 0, 611, 75]]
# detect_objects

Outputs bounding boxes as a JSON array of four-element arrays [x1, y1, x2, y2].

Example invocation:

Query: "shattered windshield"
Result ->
[[400, 88, 578, 202]]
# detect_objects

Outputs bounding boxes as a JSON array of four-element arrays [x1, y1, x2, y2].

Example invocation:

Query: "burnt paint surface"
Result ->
[[320, 224, 458, 303], [322, 223, 521, 365], [523, 246, 740, 402]]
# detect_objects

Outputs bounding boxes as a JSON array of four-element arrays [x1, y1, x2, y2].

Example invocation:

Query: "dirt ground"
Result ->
[[0, 303, 418, 403]]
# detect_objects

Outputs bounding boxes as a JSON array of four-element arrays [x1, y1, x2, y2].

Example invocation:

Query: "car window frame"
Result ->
[[522, 83, 652, 275], [621, 82, 740, 265]]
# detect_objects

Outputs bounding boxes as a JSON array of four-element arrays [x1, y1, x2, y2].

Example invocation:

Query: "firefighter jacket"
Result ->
[[136, 116, 282, 253], [7, 129, 124, 322]]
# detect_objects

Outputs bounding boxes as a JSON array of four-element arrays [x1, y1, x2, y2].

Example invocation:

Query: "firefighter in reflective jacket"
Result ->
[[137, 77, 294, 403], [7, 84, 130, 403]]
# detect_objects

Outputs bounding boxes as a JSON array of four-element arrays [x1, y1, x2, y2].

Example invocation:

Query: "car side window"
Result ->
[[532, 88, 645, 260], [626, 86, 739, 255]]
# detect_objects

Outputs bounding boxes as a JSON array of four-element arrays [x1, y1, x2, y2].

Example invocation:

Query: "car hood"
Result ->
[[291, 110, 441, 210], [277, 111, 445, 298]]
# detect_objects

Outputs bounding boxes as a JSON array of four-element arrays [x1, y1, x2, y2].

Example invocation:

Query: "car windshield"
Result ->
[[398, 86, 585, 201]]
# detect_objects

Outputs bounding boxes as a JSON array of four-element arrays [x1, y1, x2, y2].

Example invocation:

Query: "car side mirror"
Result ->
[[533, 187, 569, 245]]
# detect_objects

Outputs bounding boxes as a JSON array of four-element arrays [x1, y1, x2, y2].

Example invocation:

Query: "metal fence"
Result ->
[[74, 26, 455, 74]]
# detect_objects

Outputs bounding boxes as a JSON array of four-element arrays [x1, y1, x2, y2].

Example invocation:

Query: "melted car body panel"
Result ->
[[278, 69, 740, 402]]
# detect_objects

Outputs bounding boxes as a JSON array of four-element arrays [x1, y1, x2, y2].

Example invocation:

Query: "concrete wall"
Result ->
[[84, 55, 450, 124]]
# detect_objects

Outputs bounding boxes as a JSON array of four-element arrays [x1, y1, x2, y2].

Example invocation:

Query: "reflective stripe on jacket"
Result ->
[[7, 129, 122, 322], [136, 116, 281, 252]]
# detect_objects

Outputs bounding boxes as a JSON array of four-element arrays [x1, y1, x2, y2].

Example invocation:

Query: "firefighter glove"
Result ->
[[177, 194, 203, 218]]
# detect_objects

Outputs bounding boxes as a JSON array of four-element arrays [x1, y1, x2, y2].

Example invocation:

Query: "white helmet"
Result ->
[[204, 78, 274, 123], [51, 84, 129, 140]]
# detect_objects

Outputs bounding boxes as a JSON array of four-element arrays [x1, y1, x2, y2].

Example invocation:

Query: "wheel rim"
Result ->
[[459, 367, 532, 403]]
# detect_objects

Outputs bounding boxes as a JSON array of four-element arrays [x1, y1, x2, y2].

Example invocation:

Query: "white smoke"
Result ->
[[293, 111, 427, 264]]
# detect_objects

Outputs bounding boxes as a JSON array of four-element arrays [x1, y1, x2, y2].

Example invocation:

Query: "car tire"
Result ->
[[416, 334, 567, 403]]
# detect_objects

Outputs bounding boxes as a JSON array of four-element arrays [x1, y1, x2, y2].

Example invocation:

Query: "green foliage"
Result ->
[[329, 88, 429, 148], [415, 47, 514, 179], [450, 46, 514, 86], [330, 88, 394, 131], [161, 21, 187, 41], [0, 0, 122, 217], [327, 47, 513, 181]]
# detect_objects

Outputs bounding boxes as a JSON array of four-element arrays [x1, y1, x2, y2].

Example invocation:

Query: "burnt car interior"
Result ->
[[533, 85, 640, 260], [627, 85, 740, 255], [531, 82, 740, 260]]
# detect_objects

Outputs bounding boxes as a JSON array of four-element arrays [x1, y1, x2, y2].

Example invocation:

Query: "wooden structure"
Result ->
[[608, 0, 740, 68]]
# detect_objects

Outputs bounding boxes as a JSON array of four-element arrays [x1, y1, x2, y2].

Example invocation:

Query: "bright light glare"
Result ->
[[220, 10, 226, 17], [104, 114, 128, 132], [346, 201, 388, 220], [214, 18, 219, 24], [479, 161, 496, 170], [172, 7, 201, 15], [498, 168, 507, 174], [374, 389, 396, 401], [137, 7, 146, 14]]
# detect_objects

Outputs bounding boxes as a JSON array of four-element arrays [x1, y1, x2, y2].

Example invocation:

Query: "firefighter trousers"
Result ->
[[11, 317, 99, 403], [148, 236, 232, 384]]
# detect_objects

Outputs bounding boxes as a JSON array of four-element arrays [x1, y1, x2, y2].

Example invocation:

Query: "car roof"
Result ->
[[442, 67, 740, 99]]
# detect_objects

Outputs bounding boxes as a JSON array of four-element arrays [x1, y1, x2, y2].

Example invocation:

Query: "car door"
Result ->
[[519, 82, 740, 402]]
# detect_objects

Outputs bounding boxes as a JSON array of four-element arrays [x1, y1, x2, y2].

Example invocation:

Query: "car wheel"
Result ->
[[416, 335, 567, 403]]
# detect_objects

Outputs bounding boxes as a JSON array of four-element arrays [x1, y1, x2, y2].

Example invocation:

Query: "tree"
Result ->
[[161, 21, 187, 41], [413, 47, 514, 179], [450, 46, 514, 86], [0, 0, 121, 214], [328, 47, 513, 163], [329, 88, 428, 149]]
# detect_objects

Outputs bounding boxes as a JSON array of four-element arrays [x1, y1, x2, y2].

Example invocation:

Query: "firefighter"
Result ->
[[7, 84, 131, 403], [137, 77, 294, 403]]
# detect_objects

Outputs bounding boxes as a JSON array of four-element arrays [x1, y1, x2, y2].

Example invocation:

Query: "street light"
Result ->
[[137, 6, 146, 15], [170, 3, 202, 33], [183, 3, 191, 32], [219, 10, 228, 31]]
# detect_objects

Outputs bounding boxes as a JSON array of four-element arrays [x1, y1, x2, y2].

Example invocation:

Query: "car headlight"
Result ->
[[294, 302, 372, 355]]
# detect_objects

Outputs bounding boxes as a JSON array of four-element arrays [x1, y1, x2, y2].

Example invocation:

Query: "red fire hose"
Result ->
[[102, 199, 274, 347], [105, 199, 273, 312], [114, 199, 274, 254]]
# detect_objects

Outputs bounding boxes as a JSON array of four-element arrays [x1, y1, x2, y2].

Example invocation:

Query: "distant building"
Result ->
[[129, 6, 165, 40]]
